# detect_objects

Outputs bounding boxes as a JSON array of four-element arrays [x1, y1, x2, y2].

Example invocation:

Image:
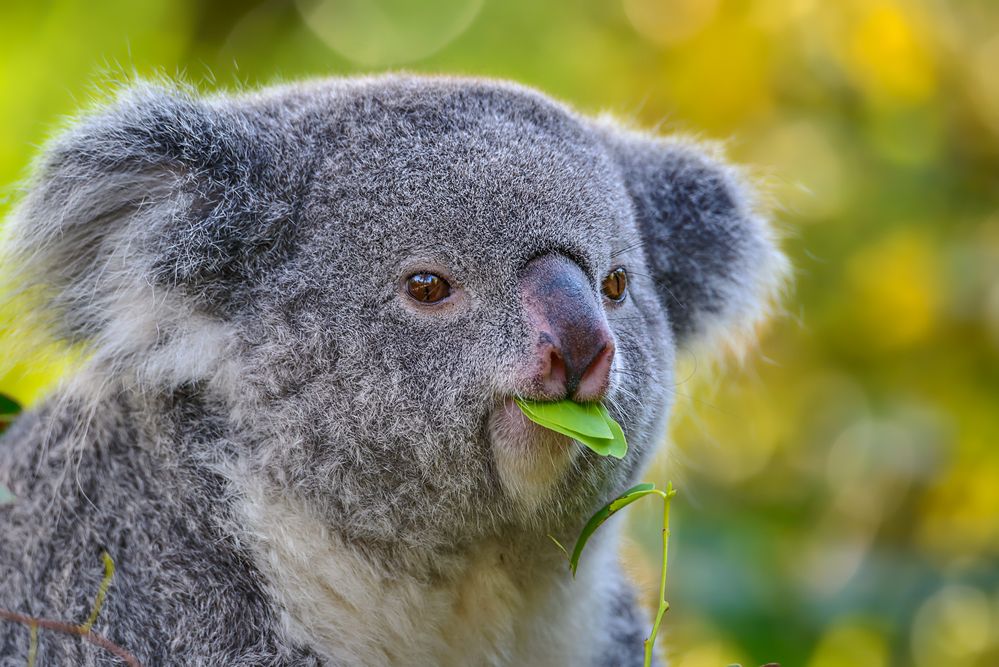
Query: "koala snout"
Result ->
[[536, 334, 615, 402], [521, 254, 616, 402]]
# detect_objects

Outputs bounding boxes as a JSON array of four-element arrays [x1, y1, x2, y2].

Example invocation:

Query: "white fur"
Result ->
[[488, 398, 580, 513], [236, 479, 623, 667]]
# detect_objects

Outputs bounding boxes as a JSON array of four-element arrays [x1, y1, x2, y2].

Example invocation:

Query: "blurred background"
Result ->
[[1, 0, 997, 665]]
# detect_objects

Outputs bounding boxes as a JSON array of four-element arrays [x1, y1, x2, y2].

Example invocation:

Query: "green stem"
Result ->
[[643, 484, 675, 667], [81, 551, 114, 632], [27, 622, 37, 667], [0, 609, 141, 666]]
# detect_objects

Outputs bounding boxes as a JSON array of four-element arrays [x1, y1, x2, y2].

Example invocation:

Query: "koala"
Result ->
[[0, 75, 785, 666]]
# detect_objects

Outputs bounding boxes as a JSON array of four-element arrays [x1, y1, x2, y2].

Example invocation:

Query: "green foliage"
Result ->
[[0, 393, 20, 430], [555, 481, 678, 667], [0, 393, 19, 504], [569, 482, 656, 576], [515, 398, 627, 458]]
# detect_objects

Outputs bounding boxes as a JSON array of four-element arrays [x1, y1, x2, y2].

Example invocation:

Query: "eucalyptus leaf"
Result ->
[[0, 393, 21, 436], [517, 413, 616, 456], [514, 398, 628, 459], [0, 484, 14, 505], [517, 400, 612, 439], [569, 483, 657, 575], [603, 415, 628, 459], [608, 482, 660, 511], [0, 394, 20, 413]]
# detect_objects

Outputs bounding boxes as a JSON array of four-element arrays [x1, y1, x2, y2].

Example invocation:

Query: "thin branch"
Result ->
[[27, 622, 38, 667], [643, 483, 676, 667], [0, 608, 142, 667], [81, 551, 115, 632]]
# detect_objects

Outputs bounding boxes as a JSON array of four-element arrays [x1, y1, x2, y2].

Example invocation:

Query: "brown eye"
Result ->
[[406, 273, 451, 304], [601, 267, 628, 302]]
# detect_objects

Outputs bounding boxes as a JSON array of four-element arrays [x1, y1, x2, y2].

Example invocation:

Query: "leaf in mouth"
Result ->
[[514, 398, 627, 459]]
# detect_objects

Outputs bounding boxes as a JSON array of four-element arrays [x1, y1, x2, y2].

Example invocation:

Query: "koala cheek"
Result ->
[[488, 399, 582, 510]]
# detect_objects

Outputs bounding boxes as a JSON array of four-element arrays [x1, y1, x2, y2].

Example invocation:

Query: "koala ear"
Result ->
[[595, 120, 788, 351], [3, 82, 294, 344]]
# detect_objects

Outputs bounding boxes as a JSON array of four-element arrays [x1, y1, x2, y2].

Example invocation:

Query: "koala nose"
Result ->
[[537, 334, 615, 403], [522, 255, 616, 402]]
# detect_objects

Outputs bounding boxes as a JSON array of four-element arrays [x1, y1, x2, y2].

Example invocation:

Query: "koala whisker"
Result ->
[[613, 369, 654, 384], [621, 271, 686, 310], [610, 240, 645, 259]]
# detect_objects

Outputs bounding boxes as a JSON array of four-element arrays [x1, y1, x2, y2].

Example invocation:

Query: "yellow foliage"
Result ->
[[847, 3, 937, 105], [806, 619, 889, 667], [912, 585, 994, 667], [845, 231, 942, 349]]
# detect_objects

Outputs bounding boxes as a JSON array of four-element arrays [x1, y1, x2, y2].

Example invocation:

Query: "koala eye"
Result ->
[[601, 268, 628, 303], [406, 273, 452, 304]]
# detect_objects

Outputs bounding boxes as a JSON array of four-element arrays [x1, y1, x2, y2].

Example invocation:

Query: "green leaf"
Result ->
[[0, 484, 14, 505], [0, 393, 21, 416], [0, 393, 21, 436], [514, 398, 628, 459], [608, 482, 658, 510], [569, 483, 658, 575], [603, 414, 628, 459], [516, 399, 612, 438], [518, 413, 616, 456]]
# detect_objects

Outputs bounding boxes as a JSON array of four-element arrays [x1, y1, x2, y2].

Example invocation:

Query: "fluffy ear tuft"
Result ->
[[595, 119, 788, 354], [0, 81, 298, 391], [2, 82, 292, 341]]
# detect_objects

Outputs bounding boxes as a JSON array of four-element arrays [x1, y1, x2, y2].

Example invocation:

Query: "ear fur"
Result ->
[[2, 82, 296, 342], [594, 118, 788, 352], [0, 82, 302, 391]]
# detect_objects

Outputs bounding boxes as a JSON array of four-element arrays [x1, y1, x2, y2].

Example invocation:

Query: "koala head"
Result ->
[[4, 76, 785, 554]]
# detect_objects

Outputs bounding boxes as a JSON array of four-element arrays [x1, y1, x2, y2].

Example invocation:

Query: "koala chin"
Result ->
[[0, 75, 786, 666]]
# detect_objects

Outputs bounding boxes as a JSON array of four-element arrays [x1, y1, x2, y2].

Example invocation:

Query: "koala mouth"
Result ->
[[487, 398, 581, 507]]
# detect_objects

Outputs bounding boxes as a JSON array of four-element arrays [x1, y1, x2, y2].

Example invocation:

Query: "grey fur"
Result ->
[[0, 75, 785, 665]]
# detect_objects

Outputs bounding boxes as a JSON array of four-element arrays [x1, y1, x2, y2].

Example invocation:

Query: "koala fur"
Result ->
[[0, 75, 786, 666]]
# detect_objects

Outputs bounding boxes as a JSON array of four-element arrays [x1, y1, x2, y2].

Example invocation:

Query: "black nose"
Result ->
[[521, 254, 615, 402]]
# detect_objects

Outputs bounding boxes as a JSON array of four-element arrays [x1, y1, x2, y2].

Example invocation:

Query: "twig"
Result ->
[[642, 482, 676, 667], [81, 551, 115, 632], [0, 608, 142, 666], [27, 622, 38, 667]]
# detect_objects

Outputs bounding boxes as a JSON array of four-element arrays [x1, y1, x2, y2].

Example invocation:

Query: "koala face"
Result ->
[[244, 80, 673, 543], [6, 76, 785, 553]]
